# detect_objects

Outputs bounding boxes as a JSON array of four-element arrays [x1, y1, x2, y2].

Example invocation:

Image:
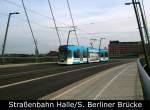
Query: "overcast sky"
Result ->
[[0, 0, 150, 54]]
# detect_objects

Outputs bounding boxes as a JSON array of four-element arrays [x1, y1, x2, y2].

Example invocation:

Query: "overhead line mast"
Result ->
[[66, 0, 79, 46]]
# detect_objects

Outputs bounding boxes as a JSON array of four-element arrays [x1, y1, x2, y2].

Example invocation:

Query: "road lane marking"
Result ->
[[0, 62, 102, 77], [0, 61, 125, 89], [0, 63, 57, 77], [50, 63, 130, 100], [50, 70, 103, 100], [93, 65, 129, 100], [0, 60, 132, 77]]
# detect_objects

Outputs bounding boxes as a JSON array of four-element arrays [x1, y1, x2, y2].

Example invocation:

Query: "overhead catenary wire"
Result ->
[[2, 0, 112, 47], [1, 0, 115, 38], [0, 12, 8, 16], [0, 13, 72, 31], [2, 0, 50, 19], [2, 0, 69, 27]]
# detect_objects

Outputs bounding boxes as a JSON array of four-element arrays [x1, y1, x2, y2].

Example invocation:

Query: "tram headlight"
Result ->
[[67, 58, 73, 62]]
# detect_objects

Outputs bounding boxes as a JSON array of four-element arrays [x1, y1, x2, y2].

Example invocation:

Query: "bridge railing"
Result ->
[[137, 58, 150, 100]]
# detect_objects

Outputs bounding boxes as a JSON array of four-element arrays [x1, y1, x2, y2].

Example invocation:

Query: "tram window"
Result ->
[[67, 50, 72, 58], [74, 50, 80, 58], [59, 49, 66, 56], [74, 51, 77, 58], [105, 53, 108, 57], [77, 49, 80, 58], [83, 51, 87, 57], [101, 53, 104, 57]]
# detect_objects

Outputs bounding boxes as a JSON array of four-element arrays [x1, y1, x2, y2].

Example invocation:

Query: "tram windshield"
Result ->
[[101, 52, 108, 57], [59, 47, 72, 60]]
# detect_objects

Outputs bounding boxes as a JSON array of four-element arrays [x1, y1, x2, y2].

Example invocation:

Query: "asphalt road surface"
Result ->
[[0, 59, 134, 99]]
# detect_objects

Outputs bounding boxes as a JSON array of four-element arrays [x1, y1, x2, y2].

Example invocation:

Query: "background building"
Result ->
[[108, 41, 143, 58]]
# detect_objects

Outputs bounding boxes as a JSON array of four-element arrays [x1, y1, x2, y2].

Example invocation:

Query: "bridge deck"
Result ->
[[42, 62, 143, 100]]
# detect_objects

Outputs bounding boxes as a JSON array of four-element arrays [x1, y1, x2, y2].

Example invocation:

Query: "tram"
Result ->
[[58, 45, 109, 65], [99, 49, 109, 62]]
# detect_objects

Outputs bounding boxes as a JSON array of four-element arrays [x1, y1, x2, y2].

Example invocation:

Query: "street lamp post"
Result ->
[[125, 0, 150, 72], [125, 1, 150, 51], [1, 12, 20, 64]]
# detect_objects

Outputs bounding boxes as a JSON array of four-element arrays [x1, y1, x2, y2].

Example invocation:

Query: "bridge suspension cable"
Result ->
[[66, 0, 79, 46], [47, 0, 61, 46], [21, 0, 39, 62]]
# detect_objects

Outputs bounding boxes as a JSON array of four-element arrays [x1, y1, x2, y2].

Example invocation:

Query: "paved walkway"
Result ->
[[41, 62, 143, 100]]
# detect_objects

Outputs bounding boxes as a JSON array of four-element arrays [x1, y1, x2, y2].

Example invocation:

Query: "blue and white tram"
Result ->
[[99, 49, 109, 62], [88, 47, 99, 63], [58, 45, 100, 65]]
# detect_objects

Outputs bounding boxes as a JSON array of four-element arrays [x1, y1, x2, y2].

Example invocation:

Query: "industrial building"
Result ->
[[108, 41, 143, 58]]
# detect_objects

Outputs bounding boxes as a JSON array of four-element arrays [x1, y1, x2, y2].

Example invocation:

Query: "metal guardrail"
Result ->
[[137, 58, 150, 100]]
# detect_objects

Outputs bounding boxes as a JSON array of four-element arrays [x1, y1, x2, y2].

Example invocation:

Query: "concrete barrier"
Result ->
[[137, 59, 150, 100]]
